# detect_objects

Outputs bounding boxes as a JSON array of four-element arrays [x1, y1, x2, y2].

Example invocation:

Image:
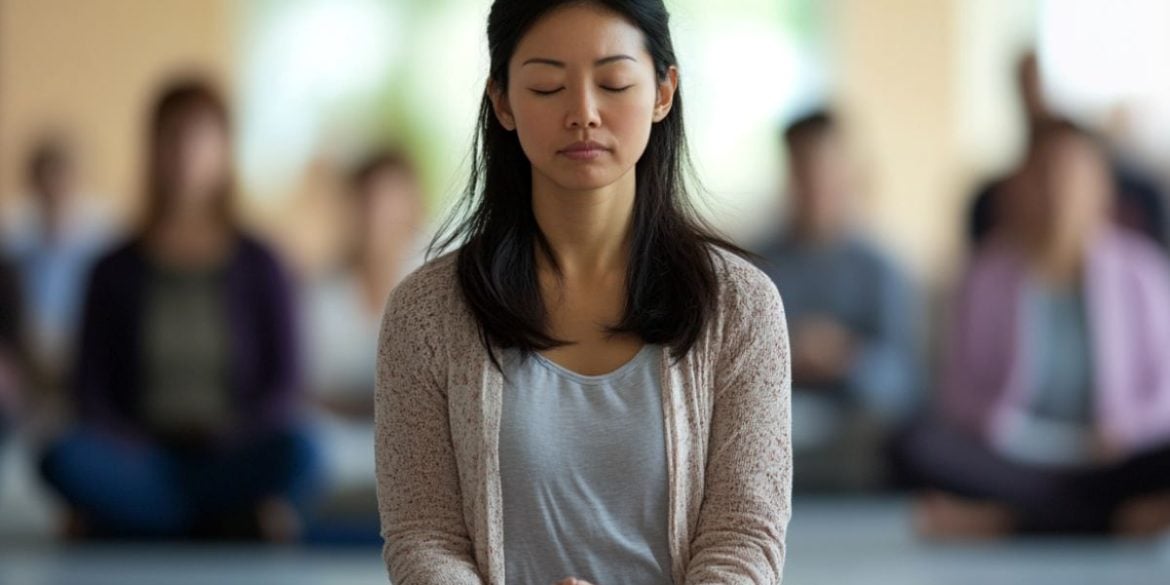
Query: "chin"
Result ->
[[556, 177, 616, 192], [539, 165, 627, 193]]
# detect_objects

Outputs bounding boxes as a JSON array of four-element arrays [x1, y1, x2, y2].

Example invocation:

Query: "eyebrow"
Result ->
[[521, 54, 637, 68]]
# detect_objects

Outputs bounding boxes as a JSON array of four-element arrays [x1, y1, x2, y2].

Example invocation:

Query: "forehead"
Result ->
[[164, 108, 225, 137], [511, 3, 648, 67]]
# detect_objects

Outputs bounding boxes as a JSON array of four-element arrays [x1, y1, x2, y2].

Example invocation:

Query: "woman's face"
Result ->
[[1034, 133, 1112, 247], [490, 3, 677, 192], [358, 167, 423, 249], [160, 108, 230, 210]]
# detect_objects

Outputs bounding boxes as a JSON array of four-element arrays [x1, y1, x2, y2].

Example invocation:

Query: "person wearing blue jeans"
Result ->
[[40, 79, 321, 541], [40, 425, 320, 539]]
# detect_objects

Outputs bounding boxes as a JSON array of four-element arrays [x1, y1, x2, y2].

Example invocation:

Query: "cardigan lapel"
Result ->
[[659, 344, 690, 584], [480, 349, 506, 585]]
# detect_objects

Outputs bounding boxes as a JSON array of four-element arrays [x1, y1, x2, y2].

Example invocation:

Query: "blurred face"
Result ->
[[33, 159, 75, 212], [1030, 133, 1112, 248], [358, 167, 422, 248], [789, 132, 851, 238], [489, 3, 676, 192], [160, 108, 230, 212]]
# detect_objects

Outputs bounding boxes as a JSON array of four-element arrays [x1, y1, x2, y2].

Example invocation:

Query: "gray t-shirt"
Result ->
[[1026, 283, 1095, 423], [994, 281, 1097, 467], [139, 261, 233, 436], [498, 344, 672, 585]]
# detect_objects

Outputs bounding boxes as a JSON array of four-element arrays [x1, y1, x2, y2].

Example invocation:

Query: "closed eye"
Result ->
[[603, 85, 634, 93], [530, 87, 564, 96]]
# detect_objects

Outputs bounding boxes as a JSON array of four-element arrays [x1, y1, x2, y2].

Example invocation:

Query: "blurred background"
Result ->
[[2, 0, 1170, 583]]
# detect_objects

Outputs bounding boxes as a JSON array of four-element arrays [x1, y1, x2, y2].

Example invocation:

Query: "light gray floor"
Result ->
[[1, 498, 1168, 585], [784, 498, 1170, 585]]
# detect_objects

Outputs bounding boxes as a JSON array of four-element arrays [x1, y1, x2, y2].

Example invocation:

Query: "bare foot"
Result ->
[[913, 491, 1016, 540], [257, 497, 303, 544], [1114, 492, 1170, 538]]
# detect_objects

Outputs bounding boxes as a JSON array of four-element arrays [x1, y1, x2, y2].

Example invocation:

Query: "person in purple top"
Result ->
[[897, 119, 1170, 539], [38, 77, 320, 542]]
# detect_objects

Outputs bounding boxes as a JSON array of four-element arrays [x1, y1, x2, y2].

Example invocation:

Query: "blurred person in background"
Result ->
[[898, 119, 1170, 539], [754, 110, 920, 492], [301, 148, 425, 541], [968, 50, 1166, 249], [0, 251, 27, 450], [38, 78, 320, 542], [2, 137, 115, 405]]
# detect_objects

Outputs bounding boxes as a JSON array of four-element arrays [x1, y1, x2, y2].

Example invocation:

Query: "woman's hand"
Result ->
[[555, 578, 596, 585]]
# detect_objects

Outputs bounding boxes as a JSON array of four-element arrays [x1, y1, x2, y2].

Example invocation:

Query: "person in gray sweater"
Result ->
[[755, 110, 921, 492]]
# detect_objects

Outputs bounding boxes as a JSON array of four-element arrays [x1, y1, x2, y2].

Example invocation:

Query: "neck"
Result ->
[[1027, 226, 1098, 286], [356, 243, 405, 309], [147, 205, 231, 268], [157, 207, 219, 233], [36, 195, 69, 245], [531, 167, 636, 279]]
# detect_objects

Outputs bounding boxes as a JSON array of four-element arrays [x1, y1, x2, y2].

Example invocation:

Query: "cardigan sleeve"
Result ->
[[374, 270, 484, 585], [247, 244, 302, 436], [73, 252, 142, 439], [686, 259, 793, 585]]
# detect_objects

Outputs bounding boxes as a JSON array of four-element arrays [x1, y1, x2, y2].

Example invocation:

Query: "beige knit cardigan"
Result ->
[[374, 247, 792, 584]]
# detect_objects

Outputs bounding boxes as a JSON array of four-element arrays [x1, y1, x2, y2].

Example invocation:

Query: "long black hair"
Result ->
[[430, 0, 751, 367]]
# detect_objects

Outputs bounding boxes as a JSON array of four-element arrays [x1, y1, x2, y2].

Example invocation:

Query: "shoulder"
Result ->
[[709, 245, 786, 328], [1101, 227, 1170, 291], [964, 235, 1024, 281], [844, 235, 887, 262], [380, 250, 464, 340], [1106, 226, 1166, 265], [233, 233, 288, 273], [375, 251, 470, 380], [385, 250, 460, 314], [88, 236, 145, 284], [843, 236, 908, 283]]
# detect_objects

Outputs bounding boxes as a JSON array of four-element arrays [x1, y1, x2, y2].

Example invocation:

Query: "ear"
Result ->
[[487, 79, 517, 131], [652, 66, 679, 123]]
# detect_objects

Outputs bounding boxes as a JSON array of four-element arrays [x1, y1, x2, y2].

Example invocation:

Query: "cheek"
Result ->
[[608, 94, 657, 159], [511, 96, 559, 142], [183, 133, 228, 183], [372, 192, 415, 224]]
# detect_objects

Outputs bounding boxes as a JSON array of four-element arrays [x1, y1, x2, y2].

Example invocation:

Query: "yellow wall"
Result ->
[[831, 0, 1034, 285], [0, 0, 231, 218], [832, 0, 965, 285]]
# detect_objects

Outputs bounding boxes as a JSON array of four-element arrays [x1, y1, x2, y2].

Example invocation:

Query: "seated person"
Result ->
[[755, 110, 920, 492], [898, 119, 1170, 538], [38, 78, 319, 541], [301, 149, 425, 539]]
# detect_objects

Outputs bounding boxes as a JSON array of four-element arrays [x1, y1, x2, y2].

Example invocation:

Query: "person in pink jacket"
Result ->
[[897, 118, 1170, 538]]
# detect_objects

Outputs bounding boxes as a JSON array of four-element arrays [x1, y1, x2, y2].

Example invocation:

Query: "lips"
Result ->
[[558, 140, 609, 161]]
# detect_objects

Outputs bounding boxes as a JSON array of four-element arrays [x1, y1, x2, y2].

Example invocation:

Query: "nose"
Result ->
[[565, 86, 601, 130]]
